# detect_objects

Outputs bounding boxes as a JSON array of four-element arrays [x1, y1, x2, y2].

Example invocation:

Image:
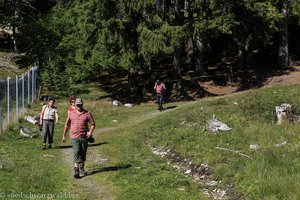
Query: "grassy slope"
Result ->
[[0, 52, 27, 79], [0, 103, 75, 199], [93, 84, 300, 200], [1, 84, 300, 199]]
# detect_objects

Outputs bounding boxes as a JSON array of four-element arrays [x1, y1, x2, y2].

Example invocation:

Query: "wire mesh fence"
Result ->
[[0, 66, 38, 134]]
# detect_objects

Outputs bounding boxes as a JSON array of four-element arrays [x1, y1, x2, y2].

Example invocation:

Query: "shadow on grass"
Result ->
[[54, 145, 73, 149], [85, 164, 132, 176], [88, 142, 109, 147], [55, 142, 108, 149], [164, 106, 177, 110]]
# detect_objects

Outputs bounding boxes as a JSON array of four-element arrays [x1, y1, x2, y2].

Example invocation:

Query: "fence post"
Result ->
[[34, 67, 37, 99], [7, 76, 10, 126], [22, 74, 24, 115], [28, 70, 30, 106], [0, 107, 2, 135], [32, 67, 34, 103], [16, 75, 18, 120]]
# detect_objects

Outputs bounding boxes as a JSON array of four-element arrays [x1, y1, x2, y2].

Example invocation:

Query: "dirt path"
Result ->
[[61, 127, 116, 200]]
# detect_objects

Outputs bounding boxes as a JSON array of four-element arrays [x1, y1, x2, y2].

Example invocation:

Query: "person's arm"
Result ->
[[62, 117, 71, 143], [162, 83, 166, 90], [154, 82, 157, 90], [55, 111, 59, 124], [86, 113, 95, 138], [39, 105, 45, 125], [86, 124, 95, 139]]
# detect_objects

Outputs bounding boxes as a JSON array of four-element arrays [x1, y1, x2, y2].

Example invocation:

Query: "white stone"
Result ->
[[124, 103, 133, 107], [112, 100, 122, 106]]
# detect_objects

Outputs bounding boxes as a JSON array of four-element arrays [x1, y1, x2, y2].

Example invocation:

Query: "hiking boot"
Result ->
[[48, 144, 52, 149], [42, 143, 46, 150], [74, 167, 80, 179], [79, 164, 86, 177]]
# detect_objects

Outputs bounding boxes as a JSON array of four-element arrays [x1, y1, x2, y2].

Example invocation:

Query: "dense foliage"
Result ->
[[1, 0, 300, 98]]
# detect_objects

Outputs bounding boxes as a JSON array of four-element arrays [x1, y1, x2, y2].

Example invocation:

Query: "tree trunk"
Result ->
[[12, 0, 23, 52], [238, 42, 249, 69], [163, 0, 171, 20], [12, 26, 17, 52], [195, 37, 204, 76], [173, 0, 185, 95], [173, 41, 183, 81], [128, 71, 138, 101], [278, 2, 289, 68], [187, 3, 204, 77]]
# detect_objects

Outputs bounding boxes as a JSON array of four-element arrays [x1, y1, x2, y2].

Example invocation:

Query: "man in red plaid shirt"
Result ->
[[62, 98, 95, 178]]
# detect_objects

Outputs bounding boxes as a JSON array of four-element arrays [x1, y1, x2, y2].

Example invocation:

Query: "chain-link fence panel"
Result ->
[[0, 67, 38, 134]]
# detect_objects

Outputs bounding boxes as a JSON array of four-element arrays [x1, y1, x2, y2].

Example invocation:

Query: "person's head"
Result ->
[[156, 79, 161, 85], [75, 98, 83, 110], [69, 98, 76, 106], [48, 97, 55, 107]]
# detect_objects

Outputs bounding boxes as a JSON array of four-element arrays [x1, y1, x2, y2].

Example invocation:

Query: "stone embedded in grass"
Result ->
[[124, 103, 133, 107], [275, 103, 300, 124], [150, 146, 230, 199], [250, 144, 259, 150], [112, 100, 122, 106], [206, 117, 231, 133], [274, 141, 287, 147]]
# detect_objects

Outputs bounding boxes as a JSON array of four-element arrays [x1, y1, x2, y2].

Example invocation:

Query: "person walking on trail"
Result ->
[[68, 98, 76, 116], [154, 79, 166, 111], [39, 97, 58, 150], [62, 98, 95, 178]]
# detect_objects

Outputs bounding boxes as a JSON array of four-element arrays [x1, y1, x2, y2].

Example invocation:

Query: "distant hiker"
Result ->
[[62, 98, 95, 178], [68, 97, 76, 116], [154, 79, 166, 111], [39, 97, 59, 150]]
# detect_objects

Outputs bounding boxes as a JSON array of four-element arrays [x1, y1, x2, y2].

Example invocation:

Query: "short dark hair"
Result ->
[[48, 97, 55, 102]]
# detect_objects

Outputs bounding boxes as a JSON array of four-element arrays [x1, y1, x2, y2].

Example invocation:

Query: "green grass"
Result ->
[[92, 84, 300, 199], [0, 65, 28, 79], [0, 102, 75, 199], [2, 84, 300, 199], [0, 51, 28, 79]]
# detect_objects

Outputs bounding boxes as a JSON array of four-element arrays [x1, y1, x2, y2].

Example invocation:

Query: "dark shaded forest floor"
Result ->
[[200, 65, 300, 96], [97, 62, 300, 104]]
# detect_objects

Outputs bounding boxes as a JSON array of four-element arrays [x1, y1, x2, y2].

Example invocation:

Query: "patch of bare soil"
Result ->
[[263, 66, 300, 86], [200, 81, 239, 96], [200, 66, 300, 96]]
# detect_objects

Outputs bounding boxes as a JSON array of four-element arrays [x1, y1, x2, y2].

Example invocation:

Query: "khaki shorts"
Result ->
[[71, 138, 88, 163]]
